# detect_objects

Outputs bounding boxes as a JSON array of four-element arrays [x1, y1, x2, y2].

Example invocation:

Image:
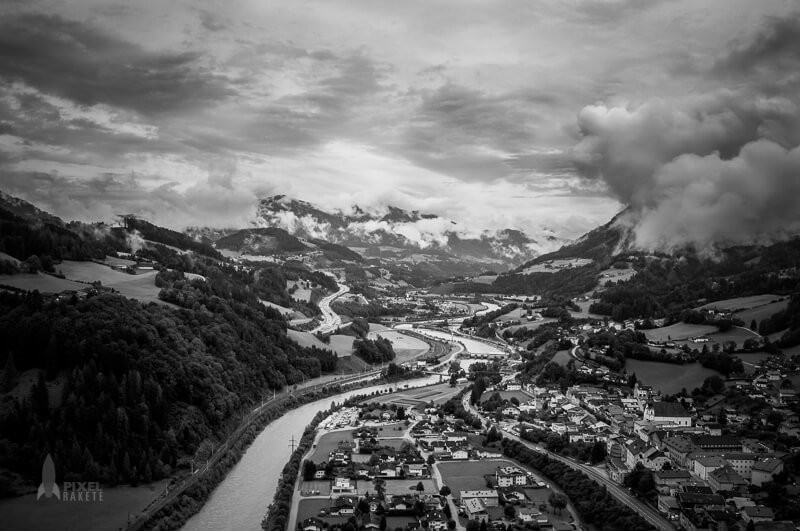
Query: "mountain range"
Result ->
[[208, 194, 564, 269]]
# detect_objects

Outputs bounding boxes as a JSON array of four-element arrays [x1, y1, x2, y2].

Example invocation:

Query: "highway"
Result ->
[[310, 283, 350, 334], [461, 394, 674, 531]]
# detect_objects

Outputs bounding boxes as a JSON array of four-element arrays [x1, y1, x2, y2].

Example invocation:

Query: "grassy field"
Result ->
[[735, 352, 775, 374], [328, 335, 356, 356], [103, 255, 136, 267], [297, 499, 416, 529], [598, 267, 636, 283], [437, 459, 514, 495], [370, 331, 429, 364], [368, 323, 391, 332], [520, 258, 593, 275], [362, 383, 463, 409], [698, 295, 784, 311], [736, 300, 789, 326], [309, 430, 355, 462], [506, 318, 558, 334], [0, 273, 84, 293], [57, 261, 167, 305], [287, 330, 330, 349], [644, 323, 718, 342], [0, 479, 169, 531], [549, 350, 573, 367]]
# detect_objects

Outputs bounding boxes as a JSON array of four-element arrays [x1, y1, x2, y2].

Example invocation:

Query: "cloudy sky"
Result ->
[[1, 1, 799, 246]]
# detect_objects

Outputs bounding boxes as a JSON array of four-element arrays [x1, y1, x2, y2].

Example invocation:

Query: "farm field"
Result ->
[[368, 322, 391, 332], [520, 258, 593, 275], [698, 295, 784, 311], [506, 317, 558, 334], [57, 260, 165, 305], [644, 323, 718, 342], [370, 331, 429, 363], [361, 383, 462, 409], [437, 459, 516, 495], [492, 307, 526, 323], [736, 300, 789, 326], [0, 273, 84, 293]]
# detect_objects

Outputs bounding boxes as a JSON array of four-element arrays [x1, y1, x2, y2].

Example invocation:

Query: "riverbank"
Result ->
[[135, 376, 387, 530]]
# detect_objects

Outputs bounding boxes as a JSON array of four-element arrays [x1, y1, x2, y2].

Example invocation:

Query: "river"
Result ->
[[183, 375, 443, 531]]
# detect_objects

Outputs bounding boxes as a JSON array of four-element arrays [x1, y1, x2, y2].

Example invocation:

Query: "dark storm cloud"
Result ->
[[399, 83, 548, 181], [713, 13, 800, 76], [0, 13, 234, 115], [0, 86, 177, 162]]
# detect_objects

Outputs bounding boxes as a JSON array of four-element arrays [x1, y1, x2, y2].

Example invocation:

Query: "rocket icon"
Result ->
[[37, 454, 60, 500]]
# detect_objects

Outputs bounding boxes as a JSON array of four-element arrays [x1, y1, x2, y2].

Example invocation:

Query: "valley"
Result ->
[[0, 191, 799, 531]]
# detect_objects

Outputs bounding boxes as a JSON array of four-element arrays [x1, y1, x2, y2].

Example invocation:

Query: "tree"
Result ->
[[25, 255, 43, 273], [439, 485, 451, 497], [380, 516, 387, 531], [470, 377, 487, 405], [427, 454, 436, 465], [504, 504, 517, 519], [750, 319, 758, 331], [548, 493, 567, 515], [302, 460, 317, 481], [416, 481, 425, 494], [627, 373, 638, 388], [0, 352, 17, 392], [590, 441, 607, 464]]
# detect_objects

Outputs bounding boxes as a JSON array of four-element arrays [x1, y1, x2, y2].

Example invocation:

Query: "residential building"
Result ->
[[751, 458, 784, 486], [459, 490, 499, 507]]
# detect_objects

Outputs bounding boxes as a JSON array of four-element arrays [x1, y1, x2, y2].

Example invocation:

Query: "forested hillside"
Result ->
[[0, 273, 338, 491]]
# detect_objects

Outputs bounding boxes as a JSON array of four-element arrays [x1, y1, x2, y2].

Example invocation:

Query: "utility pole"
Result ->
[[289, 435, 297, 452]]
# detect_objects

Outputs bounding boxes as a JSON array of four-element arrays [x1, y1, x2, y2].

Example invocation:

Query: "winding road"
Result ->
[[311, 282, 350, 334]]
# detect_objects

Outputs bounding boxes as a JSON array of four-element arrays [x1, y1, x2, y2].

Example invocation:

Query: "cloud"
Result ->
[[0, 164, 256, 229], [713, 12, 800, 76], [572, 88, 800, 250], [398, 83, 549, 181], [633, 140, 800, 250], [0, 13, 234, 115]]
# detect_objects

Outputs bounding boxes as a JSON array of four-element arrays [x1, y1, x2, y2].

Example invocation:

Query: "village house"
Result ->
[[496, 466, 527, 487], [459, 490, 499, 507]]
